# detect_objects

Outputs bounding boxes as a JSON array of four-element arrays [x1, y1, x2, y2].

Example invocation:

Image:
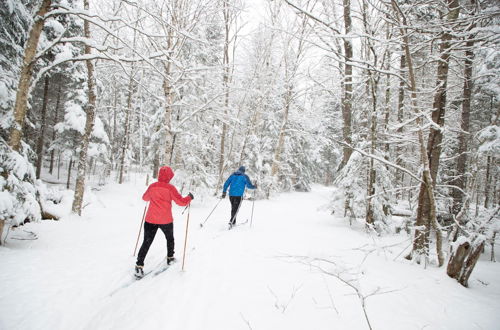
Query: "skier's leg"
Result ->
[[229, 196, 237, 224], [229, 196, 242, 225], [159, 223, 175, 258], [136, 222, 158, 266]]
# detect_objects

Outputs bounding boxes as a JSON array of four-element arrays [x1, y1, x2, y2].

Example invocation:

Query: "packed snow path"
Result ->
[[1, 181, 499, 330]]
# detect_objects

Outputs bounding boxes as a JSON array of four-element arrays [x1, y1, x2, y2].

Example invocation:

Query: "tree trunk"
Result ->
[[66, 157, 73, 189], [152, 152, 160, 179], [9, 0, 52, 151], [271, 87, 292, 177], [362, 0, 378, 227], [163, 31, 175, 166], [412, 0, 459, 265], [217, 0, 231, 193], [451, 32, 474, 215], [118, 72, 136, 184], [447, 238, 485, 287], [391, 0, 444, 266], [365, 76, 377, 226], [71, 0, 97, 215], [49, 83, 61, 174], [427, 0, 460, 181], [35, 76, 50, 179], [484, 155, 492, 208], [339, 0, 353, 170], [0, 219, 5, 245], [396, 50, 406, 199], [118, 22, 139, 184]]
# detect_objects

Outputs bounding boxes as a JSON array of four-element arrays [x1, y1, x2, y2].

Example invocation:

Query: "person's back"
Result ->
[[222, 166, 256, 228], [142, 166, 190, 224], [135, 166, 193, 278]]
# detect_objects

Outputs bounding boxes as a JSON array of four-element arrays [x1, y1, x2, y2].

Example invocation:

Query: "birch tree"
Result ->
[[71, 0, 97, 215]]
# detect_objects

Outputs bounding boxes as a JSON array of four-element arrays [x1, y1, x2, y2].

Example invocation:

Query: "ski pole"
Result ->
[[133, 203, 148, 256], [250, 192, 255, 227], [181, 203, 191, 271], [181, 205, 189, 215], [199, 198, 223, 228]]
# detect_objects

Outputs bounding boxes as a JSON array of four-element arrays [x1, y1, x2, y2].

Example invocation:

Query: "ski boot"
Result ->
[[167, 257, 176, 265], [134, 265, 144, 279]]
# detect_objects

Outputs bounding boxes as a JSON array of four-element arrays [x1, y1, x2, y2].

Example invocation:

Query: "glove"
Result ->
[[254, 183, 258, 189], [222, 192, 226, 199], [188, 192, 194, 200]]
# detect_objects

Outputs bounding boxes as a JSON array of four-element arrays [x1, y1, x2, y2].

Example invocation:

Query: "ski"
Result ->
[[228, 219, 248, 230], [109, 259, 173, 296]]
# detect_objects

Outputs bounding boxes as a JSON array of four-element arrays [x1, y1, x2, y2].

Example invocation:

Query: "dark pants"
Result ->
[[136, 221, 174, 266], [229, 196, 242, 225]]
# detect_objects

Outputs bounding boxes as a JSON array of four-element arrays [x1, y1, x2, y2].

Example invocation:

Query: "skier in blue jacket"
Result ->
[[222, 166, 256, 228]]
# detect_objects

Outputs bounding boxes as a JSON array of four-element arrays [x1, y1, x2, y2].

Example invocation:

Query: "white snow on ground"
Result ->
[[1, 179, 499, 330]]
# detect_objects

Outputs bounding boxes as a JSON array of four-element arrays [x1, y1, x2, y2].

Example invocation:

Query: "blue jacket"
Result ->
[[223, 170, 256, 197]]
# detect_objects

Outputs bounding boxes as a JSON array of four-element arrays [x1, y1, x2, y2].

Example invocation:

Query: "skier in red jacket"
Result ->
[[135, 166, 193, 278]]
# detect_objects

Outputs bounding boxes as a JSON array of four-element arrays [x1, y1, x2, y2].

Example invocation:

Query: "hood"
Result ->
[[158, 166, 174, 183]]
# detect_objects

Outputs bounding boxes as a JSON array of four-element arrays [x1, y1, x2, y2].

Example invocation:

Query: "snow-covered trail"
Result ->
[[1, 181, 499, 330]]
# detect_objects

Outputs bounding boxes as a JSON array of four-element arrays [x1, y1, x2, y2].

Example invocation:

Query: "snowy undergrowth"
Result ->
[[0, 180, 499, 330]]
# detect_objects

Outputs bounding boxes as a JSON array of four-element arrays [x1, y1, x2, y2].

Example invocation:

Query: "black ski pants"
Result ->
[[229, 196, 242, 225], [136, 221, 174, 267]]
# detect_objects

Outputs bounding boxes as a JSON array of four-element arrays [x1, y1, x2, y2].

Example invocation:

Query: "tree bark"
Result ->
[[412, 0, 459, 266], [484, 155, 492, 208], [396, 50, 406, 199], [220, 0, 230, 174], [163, 30, 175, 166], [447, 239, 485, 287], [451, 30, 474, 215], [427, 0, 460, 182], [271, 87, 292, 177], [9, 0, 52, 151], [49, 82, 61, 174], [216, 0, 231, 193], [366, 75, 378, 226], [36, 76, 50, 179], [362, 0, 378, 226], [0, 219, 5, 245], [391, 0, 444, 265], [340, 0, 353, 170], [71, 0, 97, 215], [119, 73, 137, 183], [66, 157, 73, 189]]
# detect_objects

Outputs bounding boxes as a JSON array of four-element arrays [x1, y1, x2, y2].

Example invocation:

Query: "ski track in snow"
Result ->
[[1, 181, 499, 330]]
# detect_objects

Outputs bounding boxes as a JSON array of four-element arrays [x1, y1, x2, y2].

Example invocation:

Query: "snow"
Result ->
[[478, 125, 500, 154], [5, 0, 15, 15], [45, 18, 66, 35], [53, 45, 75, 64], [92, 116, 109, 143], [58, 101, 86, 135], [0, 80, 10, 107], [1, 179, 499, 330]]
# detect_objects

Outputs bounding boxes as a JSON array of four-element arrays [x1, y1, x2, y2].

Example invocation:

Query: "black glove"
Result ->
[[188, 192, 194, 200], [254, 183, 258, 189], [222, 192, 226, 199]]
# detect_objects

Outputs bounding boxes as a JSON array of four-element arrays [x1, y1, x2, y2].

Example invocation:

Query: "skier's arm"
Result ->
[[222, 175, 233, 193], [169, 185, 192, 206], [142, 188, 151, 201], [245, 175, 256, 189]]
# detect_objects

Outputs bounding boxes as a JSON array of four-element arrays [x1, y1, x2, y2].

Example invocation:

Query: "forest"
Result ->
[[1, 0, 499, 290]]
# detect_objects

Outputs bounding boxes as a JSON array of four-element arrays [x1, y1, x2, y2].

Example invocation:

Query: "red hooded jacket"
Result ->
[[142, 166, 192, 224]]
